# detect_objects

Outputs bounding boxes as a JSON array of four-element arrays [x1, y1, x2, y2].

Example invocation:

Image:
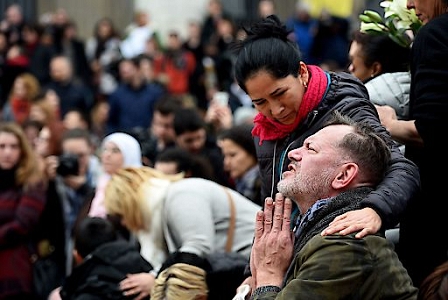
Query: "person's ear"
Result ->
[[332, 163, 358, 189], [370, 62, 382, 78], [299, 61, 309, 85]]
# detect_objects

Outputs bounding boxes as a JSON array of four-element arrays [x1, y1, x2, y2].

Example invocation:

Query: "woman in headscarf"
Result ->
[[88, 132, 142, 218]]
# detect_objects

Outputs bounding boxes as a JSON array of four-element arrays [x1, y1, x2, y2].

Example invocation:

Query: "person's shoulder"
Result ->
[[326, 71, 369, 102], [165, 178, 218, 205], [302, 233, 390, 264], [315, 233, 395, 254], [145, 81, 165, 94], [366, 72, 410, 93], [171, 177, 214, 189], [428, 13, 448, 26], [332, 70, 363, 86], [106, 37, 121, 46], [417, 13, 448, 40], [109, 84, 127, 96]]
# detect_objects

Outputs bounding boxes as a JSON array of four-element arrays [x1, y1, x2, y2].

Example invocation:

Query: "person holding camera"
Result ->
[[54, 128, 100, 274], [36, 127, 101, 284]]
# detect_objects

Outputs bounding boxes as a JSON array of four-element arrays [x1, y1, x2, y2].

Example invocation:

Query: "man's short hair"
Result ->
[[74, 217, 117, 258], [325, 111, 391, 185], [61, 127, 92, 146]]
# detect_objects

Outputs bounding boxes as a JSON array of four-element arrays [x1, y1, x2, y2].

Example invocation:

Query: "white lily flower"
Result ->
[[380, 0, 392, 8], [396, 19, 412, 29], [389, 0, 409, 19], [359, 0, 422, 49]]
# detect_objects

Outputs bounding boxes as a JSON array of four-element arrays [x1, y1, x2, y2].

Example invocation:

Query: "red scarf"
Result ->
[[252, 65, 328, 145], [11, 98, 31, 125]]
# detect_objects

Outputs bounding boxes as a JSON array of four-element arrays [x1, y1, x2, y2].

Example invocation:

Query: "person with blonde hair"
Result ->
[[104, 166, 260, 299], [151, 263, 208, 300]]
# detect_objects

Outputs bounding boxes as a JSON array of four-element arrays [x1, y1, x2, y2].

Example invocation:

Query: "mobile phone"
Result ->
[[213, 91, 229, 106]]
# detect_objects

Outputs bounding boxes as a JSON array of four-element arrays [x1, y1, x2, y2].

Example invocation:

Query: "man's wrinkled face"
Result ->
[[277, 125, 352, 203]]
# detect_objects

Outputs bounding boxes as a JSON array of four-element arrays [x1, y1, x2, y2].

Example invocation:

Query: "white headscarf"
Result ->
[[88, 132, 142, 218], [102, 132, 143, 168]]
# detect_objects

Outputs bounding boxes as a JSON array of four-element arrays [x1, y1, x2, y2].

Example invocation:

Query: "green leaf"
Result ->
[[359, 14, 373, 23], [364, 10, 384, 23]]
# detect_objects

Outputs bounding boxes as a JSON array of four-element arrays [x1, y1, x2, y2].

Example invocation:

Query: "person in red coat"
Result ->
[[0, 122, 47, 299]]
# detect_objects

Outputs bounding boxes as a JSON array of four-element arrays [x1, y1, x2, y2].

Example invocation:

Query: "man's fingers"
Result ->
[[328, 214, 346, 226], [272, 194, 284, 232], [263, 197, 274, 232], [254, 211, 264, 239], [283, 198, 292, 231]]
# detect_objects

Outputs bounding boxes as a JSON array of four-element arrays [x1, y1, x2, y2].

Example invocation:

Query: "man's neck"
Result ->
[[130, 76, 144, 89]]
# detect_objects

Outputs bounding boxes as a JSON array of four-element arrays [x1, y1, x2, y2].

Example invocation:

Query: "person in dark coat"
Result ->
[[44, 55, 94, 118], [56, 217, 153, 300], [0, 122, 47, 300], [233, 14, 419, 236], [375, 0, 448, 287], [232, 15, 420, 286], [249, 113, 417, 299]]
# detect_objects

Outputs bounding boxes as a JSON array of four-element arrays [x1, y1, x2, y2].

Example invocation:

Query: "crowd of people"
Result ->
[[0, 0, 447, 299]]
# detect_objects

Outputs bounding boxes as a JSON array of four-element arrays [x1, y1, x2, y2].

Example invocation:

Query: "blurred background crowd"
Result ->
[[1, 0, 445, 299]]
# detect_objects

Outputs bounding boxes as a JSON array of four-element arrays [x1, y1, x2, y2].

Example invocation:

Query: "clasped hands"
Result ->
[[250, 193, 294, 289]]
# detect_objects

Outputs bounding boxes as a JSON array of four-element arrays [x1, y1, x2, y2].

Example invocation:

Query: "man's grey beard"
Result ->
[[277, 176, 301, 200], [277, 169, 333, 204]]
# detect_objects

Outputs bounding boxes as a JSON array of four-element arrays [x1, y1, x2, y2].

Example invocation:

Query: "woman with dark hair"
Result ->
[[154, 147, 215, 181], [85, 17, 122, 96], [232, 14, 419, 257], [217, 124, 262, 205], [348, 30, 411, 83], [348, 30, 411, 124]]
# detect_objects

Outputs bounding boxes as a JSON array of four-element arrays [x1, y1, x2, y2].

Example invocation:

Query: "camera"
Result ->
[[56, 153, 79, 177]]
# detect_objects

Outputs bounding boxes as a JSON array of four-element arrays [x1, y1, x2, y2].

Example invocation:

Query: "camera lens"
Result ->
[[56, 153, 79, 176]]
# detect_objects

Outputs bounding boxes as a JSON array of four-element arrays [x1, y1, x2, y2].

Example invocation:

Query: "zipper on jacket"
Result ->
[[271, 109, 319, 225]]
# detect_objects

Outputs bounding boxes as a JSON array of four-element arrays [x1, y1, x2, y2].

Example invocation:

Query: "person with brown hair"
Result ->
[[418, 259, 448, 300], [0, 122, 47, 299], [2, 72, 41, 125], [217, 123, 262, 205]]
